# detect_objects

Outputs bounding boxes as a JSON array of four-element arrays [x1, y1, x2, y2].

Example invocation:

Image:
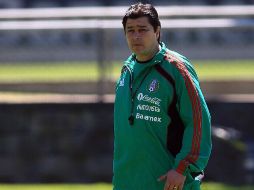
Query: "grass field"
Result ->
[[0, 60, 253, 83], [0, 183, 253, 190]]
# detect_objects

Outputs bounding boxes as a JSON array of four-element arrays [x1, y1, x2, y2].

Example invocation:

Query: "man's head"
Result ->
[[122, 3, 161, 42], [122, 3, 161, 61]]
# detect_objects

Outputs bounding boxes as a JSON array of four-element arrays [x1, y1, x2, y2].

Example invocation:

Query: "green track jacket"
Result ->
[[113, 42, 212, 190]]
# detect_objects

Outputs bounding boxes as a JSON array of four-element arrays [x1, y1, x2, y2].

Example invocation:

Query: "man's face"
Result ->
[[125, 16, 160, 61]]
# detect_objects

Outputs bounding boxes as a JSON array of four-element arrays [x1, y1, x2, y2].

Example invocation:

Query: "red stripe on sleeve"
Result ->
[[164, 52, 202, 174]]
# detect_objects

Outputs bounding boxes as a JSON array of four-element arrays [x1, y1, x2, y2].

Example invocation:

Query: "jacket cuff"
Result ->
[[174, 160, 190, 176]]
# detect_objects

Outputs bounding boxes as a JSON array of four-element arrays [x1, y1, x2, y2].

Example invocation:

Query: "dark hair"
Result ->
[[122, 3, 161, 42]]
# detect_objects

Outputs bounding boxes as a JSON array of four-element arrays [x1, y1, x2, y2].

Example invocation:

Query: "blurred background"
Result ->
[[0, 0, 254, 189]]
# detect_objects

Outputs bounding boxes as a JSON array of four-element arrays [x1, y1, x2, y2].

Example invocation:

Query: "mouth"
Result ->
[[132, 44, 143, 47]]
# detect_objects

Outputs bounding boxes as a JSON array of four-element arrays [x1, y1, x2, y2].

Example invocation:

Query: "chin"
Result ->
[[133, 48, 145, 55]]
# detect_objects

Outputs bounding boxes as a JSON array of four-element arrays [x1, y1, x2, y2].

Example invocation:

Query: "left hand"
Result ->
[[158, 169, 186, 190]]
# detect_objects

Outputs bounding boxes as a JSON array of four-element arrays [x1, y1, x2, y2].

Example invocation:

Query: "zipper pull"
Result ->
[[128, 114, 134, 125]]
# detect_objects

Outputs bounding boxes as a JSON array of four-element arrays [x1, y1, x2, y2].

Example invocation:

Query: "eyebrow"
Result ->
[[126, 25, 148, 29]]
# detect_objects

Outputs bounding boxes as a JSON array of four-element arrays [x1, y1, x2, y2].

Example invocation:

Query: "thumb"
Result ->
[[157, 173, 167, 182]]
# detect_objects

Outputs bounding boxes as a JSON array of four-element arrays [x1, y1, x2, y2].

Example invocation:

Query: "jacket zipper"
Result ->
[[122, 65, 135, 125]]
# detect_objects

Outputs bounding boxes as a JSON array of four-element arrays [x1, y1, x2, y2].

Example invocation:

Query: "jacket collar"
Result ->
[[124, 42, 167, 68]]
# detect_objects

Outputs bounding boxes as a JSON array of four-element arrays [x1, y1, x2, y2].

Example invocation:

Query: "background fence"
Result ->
[[1, 5, 254, 63]]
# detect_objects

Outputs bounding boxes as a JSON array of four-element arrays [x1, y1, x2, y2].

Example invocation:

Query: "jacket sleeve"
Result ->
[[171, 58, 212, 176]]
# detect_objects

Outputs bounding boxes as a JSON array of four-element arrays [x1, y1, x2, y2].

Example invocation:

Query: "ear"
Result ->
[[155, 26, 161, 40]]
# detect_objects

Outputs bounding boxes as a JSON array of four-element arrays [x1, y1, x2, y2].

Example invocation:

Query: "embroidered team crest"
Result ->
[[148, 79, 159, 92]]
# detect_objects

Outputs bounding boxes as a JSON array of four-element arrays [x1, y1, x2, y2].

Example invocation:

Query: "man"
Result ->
[[113, 3, 212, 190]]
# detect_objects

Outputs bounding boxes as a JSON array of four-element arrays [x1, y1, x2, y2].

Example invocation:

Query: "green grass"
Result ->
[[193, 60, 254, 81], [201, 182, 254, 190], [0, 62, 99, 83], [0, 183, 253, 190], [0, 183, 111, 190], [0, 60, 253, 83]]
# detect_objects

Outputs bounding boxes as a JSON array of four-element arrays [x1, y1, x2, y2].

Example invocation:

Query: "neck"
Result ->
[[136, 44, 160, 62]]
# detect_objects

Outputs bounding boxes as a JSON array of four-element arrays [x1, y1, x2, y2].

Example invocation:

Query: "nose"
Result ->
[[133, 31, 141, 39]]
